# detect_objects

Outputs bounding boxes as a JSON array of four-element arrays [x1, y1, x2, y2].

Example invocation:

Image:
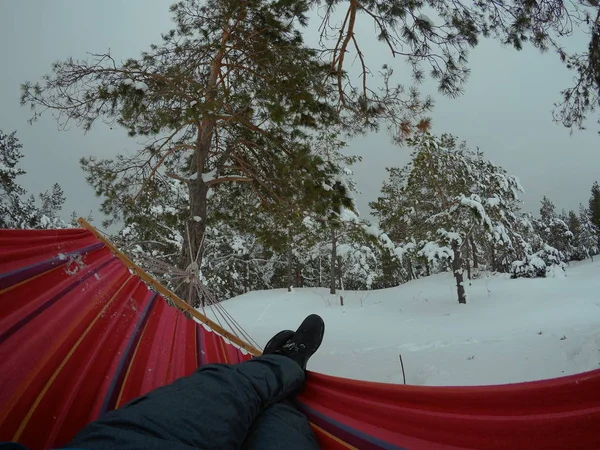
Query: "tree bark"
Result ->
[[243, 255, 249, 293], [465, 239, 472, 280], [406, 257, 415, 280], [179, 24, 231, 304], [319, 256, 322, 287], [338, 256, 344, 291], [330, 228, 337, 295], [178, 177, 208, 305], [287, 233, 293, 292], [452, 242, 467, 304], [470, 238, 478, 269]]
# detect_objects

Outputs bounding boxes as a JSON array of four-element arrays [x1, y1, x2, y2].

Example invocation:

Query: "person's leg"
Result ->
[[66, 355, 304, 450], [242, 313, 325, 450], [242, 401, 319, 450]]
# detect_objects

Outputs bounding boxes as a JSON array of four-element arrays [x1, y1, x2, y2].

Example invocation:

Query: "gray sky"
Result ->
[[1, 1, 598, 228]]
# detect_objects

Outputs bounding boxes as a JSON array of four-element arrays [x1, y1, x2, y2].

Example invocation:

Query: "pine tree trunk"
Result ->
[[465, 240, 472, 280], [491, 245, 497, 272], [406, 257, 415, 280], [179, 177, 207, 305], [330, 228, 337, 295], [227, 270, 231, 300], [244, 256, 249, 293], [425, 261, 430, 277], [338, 256, 343, 291], [319, 257, 322, 286], [287, 234, 293, 292], [452, 242, 467, 304], [471, 238, 478, 269], [178, 27, 231, 305], [466, 258, 472, 280]]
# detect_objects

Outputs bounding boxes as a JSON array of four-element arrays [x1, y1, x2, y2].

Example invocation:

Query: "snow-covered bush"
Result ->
[[510, 245, 566, 278]]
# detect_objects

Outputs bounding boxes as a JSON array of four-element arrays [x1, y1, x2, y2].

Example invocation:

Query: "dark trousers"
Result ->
[[66, 355, 319, 450]]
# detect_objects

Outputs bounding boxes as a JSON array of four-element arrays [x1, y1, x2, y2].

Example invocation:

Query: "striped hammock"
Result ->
[[1, 227, 599, 450]]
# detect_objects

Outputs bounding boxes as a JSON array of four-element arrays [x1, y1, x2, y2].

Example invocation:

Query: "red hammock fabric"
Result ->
[[1, 229, 599, 450]]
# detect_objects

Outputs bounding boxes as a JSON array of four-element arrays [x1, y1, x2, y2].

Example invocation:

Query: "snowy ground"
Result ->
[[206, 259, 600, 386]]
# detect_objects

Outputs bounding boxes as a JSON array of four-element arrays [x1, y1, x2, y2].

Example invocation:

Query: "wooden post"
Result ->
[[77, 218, 261, 356]]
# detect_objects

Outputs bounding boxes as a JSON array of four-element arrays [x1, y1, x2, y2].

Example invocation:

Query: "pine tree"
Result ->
[[370, 165, 431, 282], [589, 181, 600, 235], [0, 130, 69, 229], [539, 196, 556, 224], [536, 196, 574, 260], [577, 204, 599, 261], [566, 209, 586, 260], [314, 0, 600, 136], [0, 130, 26, 228], [21, 0, 350, 304], [39, 183, 66, 219], [372, 133, 525, 303]]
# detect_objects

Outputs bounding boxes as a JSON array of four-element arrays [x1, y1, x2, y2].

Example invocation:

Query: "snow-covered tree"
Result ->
[[510, 245, 566, 279], [105, 130, 358, 304], [1, 130, 69, 229], [201, 223, 275, 301], [589, 181, 600, 238], [509, 199, 582, 279], [22, 0, 349, 282], [1, 130, 27, 228], [112, 175, 187, 267], [372, 133, 525, 303], [575, 205, 599, 261], [370, 166, 421, 281], [535, 196, 573, 260], [336, 232, 380, 291]]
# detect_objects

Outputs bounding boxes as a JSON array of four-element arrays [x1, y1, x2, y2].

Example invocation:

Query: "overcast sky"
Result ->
[[1, 1, 599, 229]]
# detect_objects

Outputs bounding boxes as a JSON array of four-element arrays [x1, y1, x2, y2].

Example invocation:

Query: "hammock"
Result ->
[[1, 227, 599, 450]]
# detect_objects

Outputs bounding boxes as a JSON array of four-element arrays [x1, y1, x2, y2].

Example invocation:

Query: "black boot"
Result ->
[[263, 330, 294, 355], [262, 314, 325, 370]]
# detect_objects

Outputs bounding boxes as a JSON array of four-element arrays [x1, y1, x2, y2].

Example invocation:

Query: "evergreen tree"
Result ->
[[21, 0, 348, 304], [39, 183, 66, 220], [336, 228, 380, 291], [0, 130, 26, 228], [314, 0, 600, 135], [577, 204, 599, 261], [536, 196, 574, 260], [567, 209, 583, 260], [372, 133, 524, 303], [22, 0, 600, 279], [509, 199, 579, 278], [107, 132, 358, 304], [589, 181, 600, 235], [0, 129, 69, 229]]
